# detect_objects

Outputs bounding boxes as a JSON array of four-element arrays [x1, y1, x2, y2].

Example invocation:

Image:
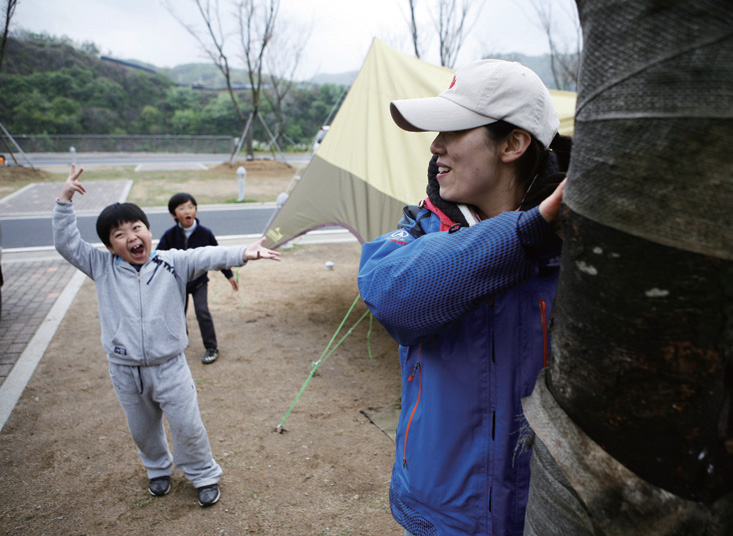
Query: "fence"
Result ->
[[2, 134, 236, 154]]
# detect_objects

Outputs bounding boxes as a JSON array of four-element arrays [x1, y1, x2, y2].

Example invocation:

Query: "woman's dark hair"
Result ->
[[485, 120, 545, 192], [96, 203, 150, 247], [167, 192, 197, 215], [484, 120, 572, 210]]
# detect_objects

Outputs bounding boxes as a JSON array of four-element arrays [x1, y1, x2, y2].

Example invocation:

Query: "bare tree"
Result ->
[[0, 0, 18, 72], [407, 0, 422, 59], [236, 0, 279, 158], [164, 0, 248, 126], [404, 0, 485, 68], [262, 19, 310, 147], [165, 0, 283, 160], [524, 0, 581, 90], [435, 0, 469, 67]]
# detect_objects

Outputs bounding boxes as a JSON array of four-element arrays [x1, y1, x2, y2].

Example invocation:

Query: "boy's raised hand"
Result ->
[[59, 165, 86, 202], [244, 236, 281, 262]]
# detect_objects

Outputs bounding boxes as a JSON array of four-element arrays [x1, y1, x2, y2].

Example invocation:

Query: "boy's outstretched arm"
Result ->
[[243, 237, 281, 262], [59, 165, 85, 202]]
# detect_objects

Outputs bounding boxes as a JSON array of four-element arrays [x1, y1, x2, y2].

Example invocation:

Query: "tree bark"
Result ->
[[545, 0, 732, 506]]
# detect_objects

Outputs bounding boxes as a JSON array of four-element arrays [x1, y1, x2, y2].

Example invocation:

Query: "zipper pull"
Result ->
[[408, 361, 420, 382], [402, 457, 408, 468]]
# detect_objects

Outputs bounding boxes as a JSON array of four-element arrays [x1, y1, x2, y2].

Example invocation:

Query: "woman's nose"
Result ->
[[430, 132, 446, 155]]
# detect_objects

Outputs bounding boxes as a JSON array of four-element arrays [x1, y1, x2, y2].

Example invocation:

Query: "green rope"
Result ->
[[234, 267, 244, 309], [366, 311, 374, 362], [277, 295, 365, 432]]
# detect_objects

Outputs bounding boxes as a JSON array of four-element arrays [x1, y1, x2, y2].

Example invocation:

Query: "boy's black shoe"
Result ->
[[197, 484, 221, 507], [202, 348, 219, 365], [148, 476, 171, 496]]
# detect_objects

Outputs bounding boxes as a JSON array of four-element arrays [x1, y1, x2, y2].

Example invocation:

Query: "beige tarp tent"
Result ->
[[264, 39, 576, 248]]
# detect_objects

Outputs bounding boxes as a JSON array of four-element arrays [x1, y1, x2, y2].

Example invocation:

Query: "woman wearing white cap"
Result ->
[[358, 59, 569, 536]]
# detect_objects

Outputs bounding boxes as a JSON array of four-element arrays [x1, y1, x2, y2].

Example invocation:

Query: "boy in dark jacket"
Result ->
[[157, 193, 237, 365]]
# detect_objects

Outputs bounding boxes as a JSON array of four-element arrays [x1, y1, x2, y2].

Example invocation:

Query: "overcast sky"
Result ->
[[13, 0, 579, 80]]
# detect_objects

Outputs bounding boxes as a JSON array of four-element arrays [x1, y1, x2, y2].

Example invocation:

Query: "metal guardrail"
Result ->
[[1, 134, 236, 154]]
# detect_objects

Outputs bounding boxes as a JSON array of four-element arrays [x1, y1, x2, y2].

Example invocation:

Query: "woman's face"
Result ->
[[430, 126, 515, 219]]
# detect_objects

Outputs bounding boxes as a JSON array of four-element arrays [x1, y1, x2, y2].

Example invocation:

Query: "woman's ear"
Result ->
[[500, 129, 532, 163]]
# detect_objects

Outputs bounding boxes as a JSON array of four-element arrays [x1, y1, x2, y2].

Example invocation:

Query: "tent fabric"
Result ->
[[264, 38, 576, 248]]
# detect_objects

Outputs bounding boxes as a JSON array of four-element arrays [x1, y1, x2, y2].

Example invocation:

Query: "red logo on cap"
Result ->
[[449, 75, 456, 89]]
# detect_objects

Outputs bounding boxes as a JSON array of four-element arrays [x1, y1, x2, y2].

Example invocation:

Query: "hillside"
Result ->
[[0, 33, 345, 146]]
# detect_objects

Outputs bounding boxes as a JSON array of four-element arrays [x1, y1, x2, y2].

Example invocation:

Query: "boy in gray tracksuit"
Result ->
[[52, 165, 280, 507]]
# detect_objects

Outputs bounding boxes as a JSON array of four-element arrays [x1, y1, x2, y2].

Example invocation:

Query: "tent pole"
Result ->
[[256, 111, 290, 167], [0, 121, 36, 169], [229, 111, 255, 167]]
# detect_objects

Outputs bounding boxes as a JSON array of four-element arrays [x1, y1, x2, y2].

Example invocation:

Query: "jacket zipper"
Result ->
[[403, 345, 422, 469], [539, 299, 549, 367], [138, 270, 147, 365]]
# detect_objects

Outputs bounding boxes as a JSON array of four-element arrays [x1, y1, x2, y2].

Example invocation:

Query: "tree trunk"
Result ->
[[524, 0, 732, 531]]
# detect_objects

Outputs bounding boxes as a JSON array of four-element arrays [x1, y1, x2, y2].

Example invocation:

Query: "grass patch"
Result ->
[[0, 158, 302, 207]]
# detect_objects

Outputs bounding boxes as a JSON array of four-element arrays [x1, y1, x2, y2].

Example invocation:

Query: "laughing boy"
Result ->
[[53, 165, 280, 507]]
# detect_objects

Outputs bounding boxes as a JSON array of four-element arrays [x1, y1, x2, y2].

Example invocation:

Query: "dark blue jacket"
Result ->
[[156, 219, 234, 293], [358, 201, 560, 536]]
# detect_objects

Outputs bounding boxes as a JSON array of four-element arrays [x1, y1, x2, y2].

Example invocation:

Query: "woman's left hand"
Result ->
[[539, 178, 566, 234]]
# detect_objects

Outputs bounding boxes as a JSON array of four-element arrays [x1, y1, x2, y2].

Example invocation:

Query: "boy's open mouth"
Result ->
[[130, 244, 145, 258]]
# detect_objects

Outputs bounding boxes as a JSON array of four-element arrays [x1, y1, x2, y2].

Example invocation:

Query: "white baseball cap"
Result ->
[[390, 59, 560, 147]]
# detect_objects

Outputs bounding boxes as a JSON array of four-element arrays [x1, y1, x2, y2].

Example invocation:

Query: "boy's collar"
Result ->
[[115, 251, 158, 267], [177, 218, 198, 231]]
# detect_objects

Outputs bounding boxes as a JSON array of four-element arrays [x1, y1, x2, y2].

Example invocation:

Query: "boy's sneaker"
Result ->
[[148, 476, 171, 496], [197, 483, 221, 507], [202, 348, 218, 365]]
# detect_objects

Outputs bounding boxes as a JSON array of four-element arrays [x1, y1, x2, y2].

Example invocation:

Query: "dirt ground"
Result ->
[[0, 216, 405, 532]]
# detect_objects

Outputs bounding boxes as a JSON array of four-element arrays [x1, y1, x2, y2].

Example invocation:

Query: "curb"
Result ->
[[0, 270, 87, 432]]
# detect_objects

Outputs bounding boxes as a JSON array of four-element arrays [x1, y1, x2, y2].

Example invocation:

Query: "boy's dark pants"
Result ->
[[185, 282, 217, 351]]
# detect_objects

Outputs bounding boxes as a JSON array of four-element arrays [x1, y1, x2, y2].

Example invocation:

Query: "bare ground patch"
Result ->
[[0, 242, 403, 535]]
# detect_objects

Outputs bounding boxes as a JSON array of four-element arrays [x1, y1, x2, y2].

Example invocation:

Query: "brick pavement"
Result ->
[[0, 179, 129, 391], [0, 259, 78, 387]]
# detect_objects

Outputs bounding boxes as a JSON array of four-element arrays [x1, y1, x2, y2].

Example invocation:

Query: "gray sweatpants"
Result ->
[[109, 354, 222, 488]]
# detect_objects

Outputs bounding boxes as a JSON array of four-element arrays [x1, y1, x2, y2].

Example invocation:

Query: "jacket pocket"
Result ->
[[402, 344, 422, 469], [109, 318, 142, 360], [142, 316, 187, 359]]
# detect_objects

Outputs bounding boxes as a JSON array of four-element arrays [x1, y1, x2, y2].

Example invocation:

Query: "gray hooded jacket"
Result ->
[[53, 200, 247, 366]]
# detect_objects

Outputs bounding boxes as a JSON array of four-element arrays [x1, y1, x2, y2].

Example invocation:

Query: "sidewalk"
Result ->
[[0, 180, 133, 217], [0, 180, 130, 429]]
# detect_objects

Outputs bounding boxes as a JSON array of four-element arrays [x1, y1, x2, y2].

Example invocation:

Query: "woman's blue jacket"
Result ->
[[358, 201, 561, 536]]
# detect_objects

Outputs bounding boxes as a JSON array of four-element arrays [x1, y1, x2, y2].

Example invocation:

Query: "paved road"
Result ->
[[1, 204, 277, 249], [23, 151, 310, 169]]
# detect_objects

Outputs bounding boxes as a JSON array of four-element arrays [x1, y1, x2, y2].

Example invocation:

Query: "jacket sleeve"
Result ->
[[207, 230, 234, 280], [166, 245, 246, 283], [53, 200, 107, 280], [357, 206, 561, 346]]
